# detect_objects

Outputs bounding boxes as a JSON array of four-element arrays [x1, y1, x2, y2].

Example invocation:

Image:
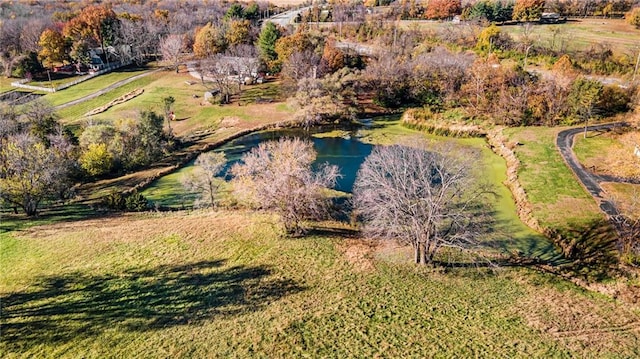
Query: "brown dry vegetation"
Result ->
[[603, 182, 640, 218], [514, 281, 640, 355], [576, 130, 640, 181]]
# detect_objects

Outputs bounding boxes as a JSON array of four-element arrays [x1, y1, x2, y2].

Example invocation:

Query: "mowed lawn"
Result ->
[[2, 210, 640, 358], [42, 67, 152, 107], [504, 127, 604, 230], [0, 76, 15, 94], [60, 70, 291, 137]]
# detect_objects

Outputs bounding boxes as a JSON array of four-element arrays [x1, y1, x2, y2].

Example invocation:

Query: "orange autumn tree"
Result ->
[[512, 0, 545, 22], [63, 5, 119, 64], [425, 0, 461, 20]]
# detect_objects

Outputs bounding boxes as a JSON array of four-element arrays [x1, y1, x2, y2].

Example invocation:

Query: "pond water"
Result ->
[[142, 116, 565, 263], [215, 125, 374, 192]]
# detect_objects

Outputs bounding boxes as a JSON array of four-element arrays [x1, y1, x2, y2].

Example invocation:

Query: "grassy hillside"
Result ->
[[2, 210, 639, 358]]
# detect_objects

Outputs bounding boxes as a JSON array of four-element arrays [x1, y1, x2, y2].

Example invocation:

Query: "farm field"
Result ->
[[2, 210, 640, 358], [398, 18, 638, 58]]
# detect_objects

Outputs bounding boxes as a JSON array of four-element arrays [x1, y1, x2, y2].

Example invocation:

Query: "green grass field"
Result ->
[[504, 127, 603, 230], [55, 73, 162, 122], [42, 68, 151, 107], [2, 209, 639, 357], [0, 76, 15, 94]]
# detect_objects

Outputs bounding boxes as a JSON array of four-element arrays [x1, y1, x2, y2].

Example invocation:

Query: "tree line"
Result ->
[[0, 1, 279, 78]]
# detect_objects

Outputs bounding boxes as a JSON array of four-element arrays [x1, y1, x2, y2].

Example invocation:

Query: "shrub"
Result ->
[[80, 143, 114, 177], [102, 192, 126, 210], [102, 191, 150, 212], [125, 192, 149, 211]]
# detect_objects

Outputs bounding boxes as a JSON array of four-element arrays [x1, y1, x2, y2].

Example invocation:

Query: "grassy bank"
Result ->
[[2, 210, 639, 357]]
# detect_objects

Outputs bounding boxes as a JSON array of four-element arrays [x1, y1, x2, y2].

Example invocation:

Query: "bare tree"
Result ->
[[160, 34, 184, 73], [225, 44, 260, 93], [200, 54, 236, 104], [231, 138, 341, 236], [118, 18, 159, 64], [20, 17, 50, 54], [0, 19, 27, 77], [181, 152, 227, 209], [281, 50, 321, 94], [353, 140, 488, 265]]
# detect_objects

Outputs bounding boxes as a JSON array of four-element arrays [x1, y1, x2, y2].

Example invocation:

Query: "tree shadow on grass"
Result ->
[[483, 216, 621, 281], [555, 219, 620, 282], [0, 203, 99, 234], [1, 260, 305, 349]]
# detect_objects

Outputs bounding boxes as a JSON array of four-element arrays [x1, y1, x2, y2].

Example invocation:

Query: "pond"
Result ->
[[214, 126, 374, 193], [142, 116, 565, 263]]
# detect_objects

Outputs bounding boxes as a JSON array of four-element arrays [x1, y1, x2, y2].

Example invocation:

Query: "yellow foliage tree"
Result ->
[[193, 23, 227, 59]]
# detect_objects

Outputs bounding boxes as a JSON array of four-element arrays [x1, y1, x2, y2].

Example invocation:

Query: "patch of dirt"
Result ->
[[219, 116, 240, 128], [337, 239, 378, 272]]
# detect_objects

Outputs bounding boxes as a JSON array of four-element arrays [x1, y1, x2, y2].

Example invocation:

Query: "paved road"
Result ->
[[556, 122, 629, 217], [54, 68, 161, 111], [264, 6, 311, 28]]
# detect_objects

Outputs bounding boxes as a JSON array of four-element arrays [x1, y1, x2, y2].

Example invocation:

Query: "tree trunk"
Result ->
[[23, 198, 38, 217], [209, 180, 215, 210], [419, 242, 428, 265], [414, 244, 420, 264]]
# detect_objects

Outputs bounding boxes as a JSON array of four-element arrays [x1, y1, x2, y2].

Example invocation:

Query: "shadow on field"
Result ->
[[0, 203, 98, 234], [1, 260, 305, 347], [556, 219, 620, 281]]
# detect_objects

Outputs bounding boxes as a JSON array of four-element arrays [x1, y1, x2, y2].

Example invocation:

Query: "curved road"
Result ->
[[54, 68, 162, 111], [556, 122, 629, 217]]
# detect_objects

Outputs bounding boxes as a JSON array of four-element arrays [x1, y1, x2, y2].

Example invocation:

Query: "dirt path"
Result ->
[[54, 68, 162, 111], [556, 122, 629, 217]]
